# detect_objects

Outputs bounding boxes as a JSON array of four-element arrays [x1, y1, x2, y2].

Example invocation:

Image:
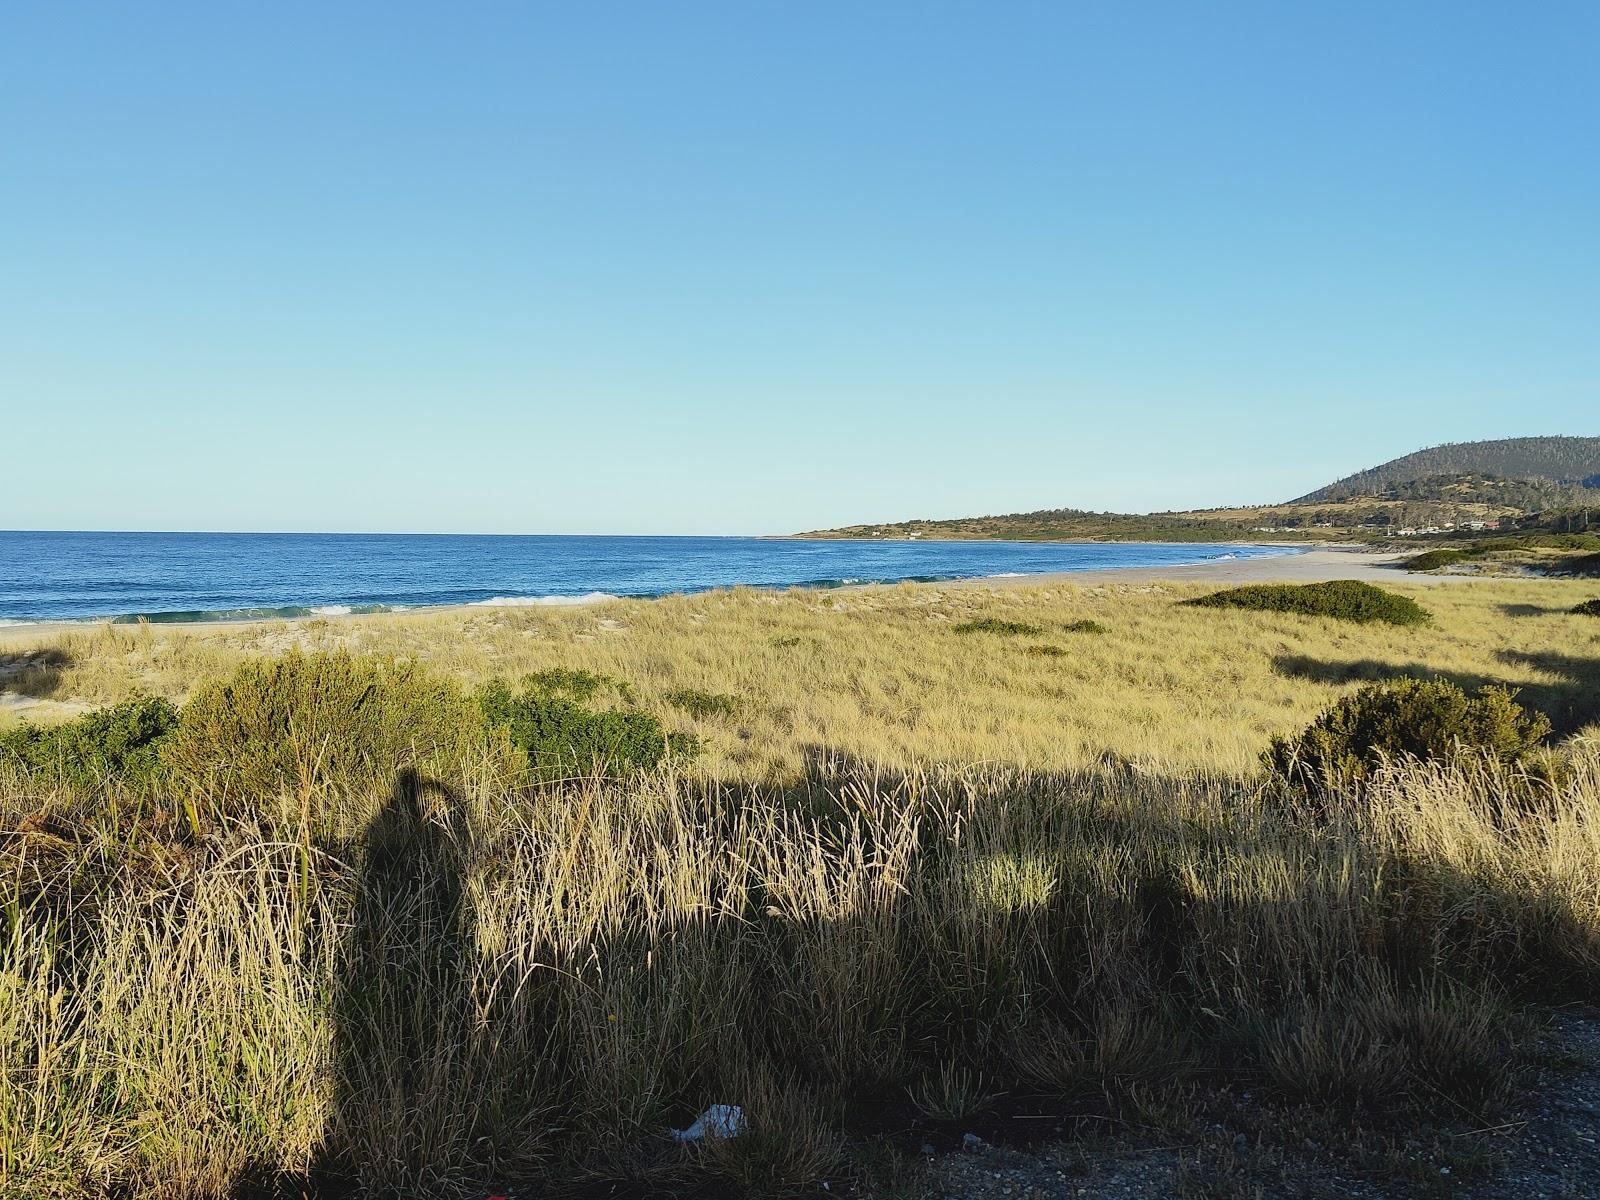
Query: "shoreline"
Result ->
[[0, 544, 1523, 641]]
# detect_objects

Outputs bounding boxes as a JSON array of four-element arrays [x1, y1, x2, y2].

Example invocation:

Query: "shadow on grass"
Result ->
[[0, 648, 73, 698], [1272, 652, 1600, 737], [41, 752, 1600, 1199], [1500, 603, 1558, 618]]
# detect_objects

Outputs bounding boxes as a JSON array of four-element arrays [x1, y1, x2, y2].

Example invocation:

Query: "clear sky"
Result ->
[[3, 2, 1596, 534]]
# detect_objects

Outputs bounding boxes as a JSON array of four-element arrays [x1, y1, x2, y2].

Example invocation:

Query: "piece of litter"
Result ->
[[671, 1104, 746, 1142]]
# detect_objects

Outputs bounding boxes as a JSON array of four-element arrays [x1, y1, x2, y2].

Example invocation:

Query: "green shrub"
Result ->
[[1185, 580, 1430, 627], [1574, 599, 1600, 617], [1403, 548, 1470, 572], [1263, 678, 1551, 799], [0, 695, 178, 791], [664, 688, 740, 719], [1026, 644, 1068, 658], [952, 618, 1043, 636], [163, 651, 481, 808], [525, 667, 627, 702], [1064, 618, 1107, 634], [477, 679, 681, 781]]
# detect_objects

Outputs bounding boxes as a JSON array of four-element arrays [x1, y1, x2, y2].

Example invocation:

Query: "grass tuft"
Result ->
[[952, 618, 1043, 636]]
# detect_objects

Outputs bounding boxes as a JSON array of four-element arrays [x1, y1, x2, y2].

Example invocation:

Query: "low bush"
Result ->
[[952, 618, 1043, 636], [1026, 644, 1068, 658], [664, 688, 740, 719], [478, 678, 682, 781], [1185, 580, 1430, 627], [0, 695, 178, 791], [162, 651, 482, 811], [1403, 548, 1470, 572], [1064, 618, 1107, 634], [1263, 677, 1551, 799], [1574, 599, 1600, 617], [524, 667, 620, 702]]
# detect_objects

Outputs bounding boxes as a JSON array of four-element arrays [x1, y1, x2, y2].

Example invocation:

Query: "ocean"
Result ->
[[0, 531, 1299, 624]]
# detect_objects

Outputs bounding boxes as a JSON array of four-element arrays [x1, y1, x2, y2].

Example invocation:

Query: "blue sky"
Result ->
[[2, 2, 1595, 534]]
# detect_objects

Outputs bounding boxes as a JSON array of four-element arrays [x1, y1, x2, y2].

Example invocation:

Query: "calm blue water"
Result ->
[[0, 532, 1299, 624]]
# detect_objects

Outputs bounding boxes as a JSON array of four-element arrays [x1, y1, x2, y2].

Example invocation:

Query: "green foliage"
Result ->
[[1404, 548, 1470, 572], [1064, 618, 1107, 634], [952, 618, 1043, 636], [1574, 599, 1600, 617], [524, 667, 626, 702], [1184, 580, 1431, 627], [663, 687, 740, 719], [1263, 678, 1551, 799], [1297, 436, 1600, 503], [1026, 644, 1068, 658], [162, 651, 481, 808], [0, 695, 178, 791], [477, 678, 678, 781]]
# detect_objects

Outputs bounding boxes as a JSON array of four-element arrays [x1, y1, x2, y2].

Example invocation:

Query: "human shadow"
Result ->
[[264, 748, 1600, 1197], [0, 648, 72, 698], [319, 767, 474, 1194]]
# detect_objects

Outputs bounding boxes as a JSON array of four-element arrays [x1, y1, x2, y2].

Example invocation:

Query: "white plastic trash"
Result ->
[[671, 1104, 747, 1142]]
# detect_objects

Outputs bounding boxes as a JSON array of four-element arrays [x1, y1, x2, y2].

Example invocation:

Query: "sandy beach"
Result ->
[[961, 544, 1496, 589]]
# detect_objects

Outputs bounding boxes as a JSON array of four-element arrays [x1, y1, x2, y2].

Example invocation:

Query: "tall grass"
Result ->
[[4, 743, 1600, 1197], [3, 580, 1600, 1195]]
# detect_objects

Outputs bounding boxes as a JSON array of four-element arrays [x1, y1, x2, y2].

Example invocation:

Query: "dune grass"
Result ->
[[3, 577, 1600, 1196], [3, 577, 1596, 778]]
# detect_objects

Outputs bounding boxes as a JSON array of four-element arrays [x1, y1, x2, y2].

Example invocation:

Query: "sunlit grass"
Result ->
[[4, 577, 1597, 777]]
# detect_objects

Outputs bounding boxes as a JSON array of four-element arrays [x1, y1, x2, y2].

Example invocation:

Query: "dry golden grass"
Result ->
[[5, 577, 1597, 778], [4, 576, 1600, 1198]]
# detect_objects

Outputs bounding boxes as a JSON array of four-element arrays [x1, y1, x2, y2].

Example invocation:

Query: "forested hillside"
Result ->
[[1297, 437, 1600, 502]]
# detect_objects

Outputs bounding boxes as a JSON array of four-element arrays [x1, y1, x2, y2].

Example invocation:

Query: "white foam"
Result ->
[[311, 605, 353, 616], [987, 572, 1027, 578], [471, 592, 619, 607], [0, 619, 38, 627]]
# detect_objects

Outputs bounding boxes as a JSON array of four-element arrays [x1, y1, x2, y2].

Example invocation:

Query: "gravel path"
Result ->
[[916, 1008, 1600, 1200]]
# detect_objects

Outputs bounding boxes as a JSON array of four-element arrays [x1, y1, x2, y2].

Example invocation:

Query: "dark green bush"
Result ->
[[0, 695, 178, 791], [1574, 599, 1600, 617], [1403, 548, 1470, 572], [163, 651, 481, 807], [952, 618, 1043, 636], [1026, 644, 1068, 658], [1064, 619, 1107, 634], [1263, 678, 1551, 799], [664, 688, 740, 719], [478, 678, 681, 781], [1185, 580, 1430, 627]]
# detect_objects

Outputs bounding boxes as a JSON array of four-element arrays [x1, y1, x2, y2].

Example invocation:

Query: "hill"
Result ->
[[1295, 436, 1600, 502], [796, 437, 1600, 543]]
